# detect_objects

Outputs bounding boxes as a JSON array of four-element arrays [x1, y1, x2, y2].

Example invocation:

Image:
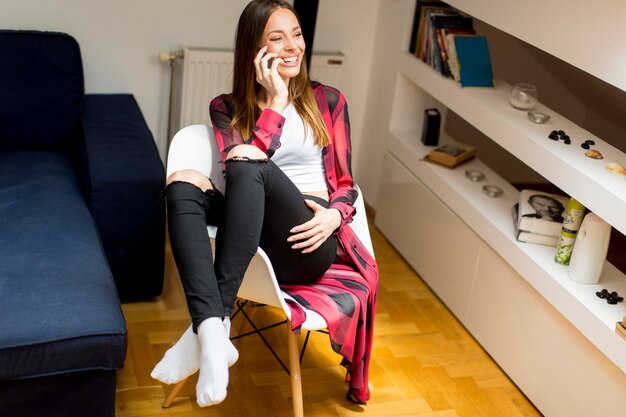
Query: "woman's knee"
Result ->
[[166, 169, 213, 192], [226, 144, 267, 161]]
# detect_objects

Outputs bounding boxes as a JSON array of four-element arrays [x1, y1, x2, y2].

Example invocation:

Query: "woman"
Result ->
[[152, 0, 378, 407]]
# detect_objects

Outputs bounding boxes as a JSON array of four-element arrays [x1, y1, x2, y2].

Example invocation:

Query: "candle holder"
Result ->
[[527, 111, 550, 124], [509, 83, 538, 110]]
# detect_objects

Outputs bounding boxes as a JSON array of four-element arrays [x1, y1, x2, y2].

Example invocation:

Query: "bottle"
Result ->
[[554, 198, 585, 265], [568, 213, 611, 284]]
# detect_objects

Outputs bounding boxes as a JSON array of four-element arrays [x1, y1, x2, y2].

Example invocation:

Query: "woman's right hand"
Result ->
[[254, 46, 288, 113]]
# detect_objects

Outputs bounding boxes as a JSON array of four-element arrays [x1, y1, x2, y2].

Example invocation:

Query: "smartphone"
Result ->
[[260, 47, 276, 69], [262, 51, 274, 69]]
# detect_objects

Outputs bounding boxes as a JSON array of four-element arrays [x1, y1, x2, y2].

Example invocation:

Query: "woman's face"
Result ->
[[260, 7, 305, 81]]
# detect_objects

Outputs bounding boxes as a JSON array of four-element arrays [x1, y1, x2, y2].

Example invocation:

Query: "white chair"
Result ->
[[162, 124, 375, 417]]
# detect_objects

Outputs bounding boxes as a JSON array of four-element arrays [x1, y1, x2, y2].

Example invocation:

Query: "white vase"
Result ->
[[568, 213, 611, 285]]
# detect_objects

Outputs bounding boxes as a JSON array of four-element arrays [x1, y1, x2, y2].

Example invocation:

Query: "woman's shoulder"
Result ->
[[311, 81, 342, 97], [209, 93, 234, 115], [210, 93, 233, 107], [311, 81, 344, 113]]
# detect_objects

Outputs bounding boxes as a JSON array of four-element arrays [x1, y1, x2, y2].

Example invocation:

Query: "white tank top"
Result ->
[[271, 103, 327, 192]]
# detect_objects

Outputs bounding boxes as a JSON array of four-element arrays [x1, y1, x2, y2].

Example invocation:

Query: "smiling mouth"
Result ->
[[282, 56, 298, 63]]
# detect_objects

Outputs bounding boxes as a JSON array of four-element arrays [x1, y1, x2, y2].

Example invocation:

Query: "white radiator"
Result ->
[[175, 47, 345, 131]]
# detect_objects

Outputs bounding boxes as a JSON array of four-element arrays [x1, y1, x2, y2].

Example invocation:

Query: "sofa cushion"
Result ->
[[0, 30, 84, 152], [0, 151, 126, 379], [80, 94, 166, 300]]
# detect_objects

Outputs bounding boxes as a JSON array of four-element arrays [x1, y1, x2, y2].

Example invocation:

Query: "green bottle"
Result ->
[[555, 198, 585, 265]]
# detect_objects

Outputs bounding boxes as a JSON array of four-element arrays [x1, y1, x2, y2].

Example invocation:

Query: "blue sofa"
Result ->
[[0, 30, 165, 416]]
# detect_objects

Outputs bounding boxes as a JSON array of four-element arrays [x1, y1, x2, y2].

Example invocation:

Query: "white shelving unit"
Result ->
[[387, 127, 626, 371], [398, 52, 626, 236], [373, 1, 626, 415]]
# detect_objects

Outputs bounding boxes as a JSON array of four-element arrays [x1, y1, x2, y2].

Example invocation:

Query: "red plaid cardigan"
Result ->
[[209, 82, 379, 403]]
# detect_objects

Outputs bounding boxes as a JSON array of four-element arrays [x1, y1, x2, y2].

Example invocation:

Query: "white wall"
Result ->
[[315, 0, 380, 185], [358, 0, 413, 206], [1, 0, 380, 167]]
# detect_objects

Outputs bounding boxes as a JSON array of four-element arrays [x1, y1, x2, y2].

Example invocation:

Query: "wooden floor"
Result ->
[[116, 222, 543, 417]]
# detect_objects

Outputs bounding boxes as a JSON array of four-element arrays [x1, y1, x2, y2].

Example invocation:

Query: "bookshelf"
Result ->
[[397, 52, 626, 235], [372, 1, 626, 415]]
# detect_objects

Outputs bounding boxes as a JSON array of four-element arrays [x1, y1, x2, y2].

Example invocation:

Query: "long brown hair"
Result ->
[[230, 0, 330, 147]]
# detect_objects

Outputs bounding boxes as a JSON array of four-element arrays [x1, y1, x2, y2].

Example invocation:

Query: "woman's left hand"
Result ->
[[288, 200, 341, 253]]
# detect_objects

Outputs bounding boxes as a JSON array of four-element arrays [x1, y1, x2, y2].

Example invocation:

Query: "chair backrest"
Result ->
[[350, 185, 375, 258], [166, 124, 224, 191], [166, 124, 375, 312]]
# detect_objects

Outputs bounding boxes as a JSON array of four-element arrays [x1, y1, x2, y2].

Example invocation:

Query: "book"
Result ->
[[453, 35, 495, 87], [424, 142, 476, 168], [423, 8, 452, 66], [445, 34, 461, 81], [444, 30, 476, 81], [409, 1, 450, 55], [431, 14, 474, 78], [517, 189, 569, 237], [615, 320, 626, 341], [512, 204, 559, 246], [416, 4, 451, 59]]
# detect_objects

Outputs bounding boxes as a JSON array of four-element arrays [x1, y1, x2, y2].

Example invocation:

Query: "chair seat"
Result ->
[[280, 292, 327, 331]]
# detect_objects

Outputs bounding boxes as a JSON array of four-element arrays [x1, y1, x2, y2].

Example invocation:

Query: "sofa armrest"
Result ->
[[79, 94, 165, 300]]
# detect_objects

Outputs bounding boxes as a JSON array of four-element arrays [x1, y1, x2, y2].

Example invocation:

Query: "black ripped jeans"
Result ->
[[164, 158, 337, 332]]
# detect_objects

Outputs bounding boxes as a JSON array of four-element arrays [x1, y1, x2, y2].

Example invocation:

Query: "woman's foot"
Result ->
[[150, 320, 239, 385], [150, 326, 200, 384], [222, 317, 239, 366], [196, 317, 231, 406]]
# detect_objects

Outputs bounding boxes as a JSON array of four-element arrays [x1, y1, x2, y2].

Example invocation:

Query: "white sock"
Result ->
[[150, 317, 239, 387], [222, 317, 239, 367], [196, 317, 230, 407], [150, 325, 200, 384]]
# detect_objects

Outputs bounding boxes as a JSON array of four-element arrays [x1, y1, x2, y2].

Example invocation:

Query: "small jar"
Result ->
[[509, 83, 538, 110]]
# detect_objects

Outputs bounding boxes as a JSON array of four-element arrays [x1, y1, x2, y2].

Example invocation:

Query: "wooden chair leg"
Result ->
[[287, 328, 304, 417], [162, 378, 188, 409]]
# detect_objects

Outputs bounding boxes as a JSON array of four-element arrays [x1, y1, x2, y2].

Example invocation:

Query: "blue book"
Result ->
[[453, 35, 494, 87]]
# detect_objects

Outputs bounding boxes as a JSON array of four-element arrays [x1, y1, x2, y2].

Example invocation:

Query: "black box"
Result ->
[[421, 108, 440, 146]]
